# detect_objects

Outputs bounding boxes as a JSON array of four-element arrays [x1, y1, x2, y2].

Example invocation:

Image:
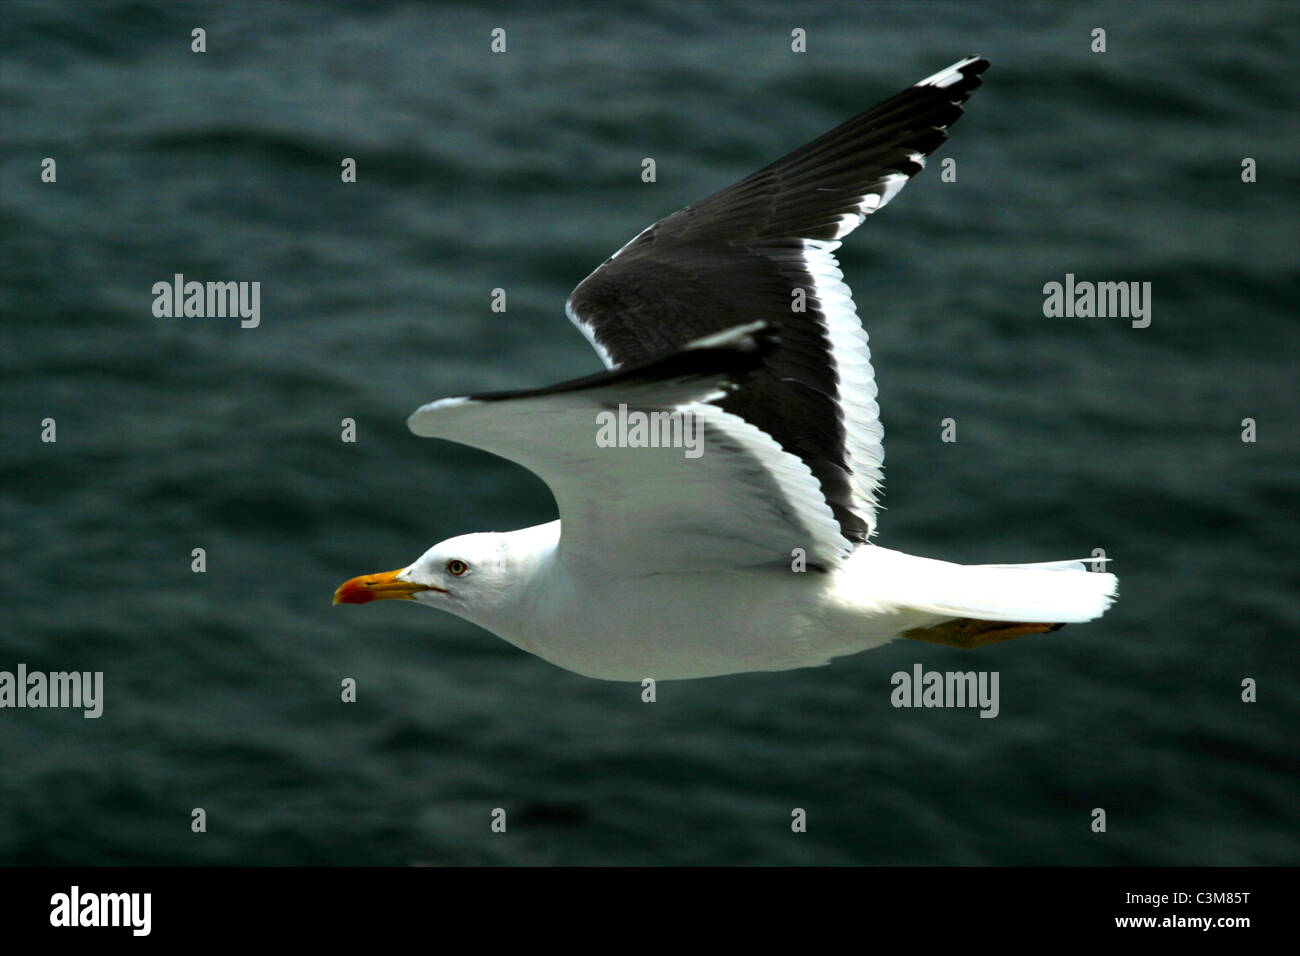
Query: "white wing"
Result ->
[[408, 325, 852, 575]]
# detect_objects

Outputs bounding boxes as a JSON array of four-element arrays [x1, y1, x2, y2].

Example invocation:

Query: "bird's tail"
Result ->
[[845, 547, 1118, 648]]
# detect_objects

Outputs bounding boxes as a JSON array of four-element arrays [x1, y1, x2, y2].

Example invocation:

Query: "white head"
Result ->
[[333, 529, 545, 634]]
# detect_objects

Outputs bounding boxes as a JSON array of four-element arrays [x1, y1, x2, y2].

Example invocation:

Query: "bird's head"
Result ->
[[332, 532, 513, 616]]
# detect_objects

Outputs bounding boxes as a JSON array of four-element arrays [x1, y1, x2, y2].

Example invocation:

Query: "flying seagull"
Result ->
[[334, 56, 1117, 681]]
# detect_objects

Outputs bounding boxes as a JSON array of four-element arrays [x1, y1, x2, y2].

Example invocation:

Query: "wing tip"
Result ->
[[408, 395, 474, 436], [914, 55, 990, 93]]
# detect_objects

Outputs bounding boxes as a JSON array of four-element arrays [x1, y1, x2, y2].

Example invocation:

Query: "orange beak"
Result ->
[[333, 568, 441, 605]]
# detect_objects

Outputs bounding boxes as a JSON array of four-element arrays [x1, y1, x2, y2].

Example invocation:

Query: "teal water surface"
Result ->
[[1, 0, 1297, 865]]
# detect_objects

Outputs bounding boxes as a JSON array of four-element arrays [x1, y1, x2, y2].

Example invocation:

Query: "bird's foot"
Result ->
[[903, 618, 1065, 650]]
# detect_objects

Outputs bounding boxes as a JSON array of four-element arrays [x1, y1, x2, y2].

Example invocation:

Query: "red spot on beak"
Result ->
[[333, 568, 428, 605], [333, 577, 376, 604]]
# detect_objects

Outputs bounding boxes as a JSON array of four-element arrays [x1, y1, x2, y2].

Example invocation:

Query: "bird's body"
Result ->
[[335, 56, 1119, 680], [450, 520, 880, 681], [392, 522, 1112, 681], [495, 527, 845, 681], [516, 554, 886, 683]]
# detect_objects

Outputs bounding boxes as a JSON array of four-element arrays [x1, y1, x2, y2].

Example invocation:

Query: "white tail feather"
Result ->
[[975, 557, 1109, 572], [846, 547, 1119, 625]]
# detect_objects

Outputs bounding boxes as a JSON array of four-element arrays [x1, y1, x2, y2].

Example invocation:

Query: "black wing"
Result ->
[[565, 56, 989, 543]]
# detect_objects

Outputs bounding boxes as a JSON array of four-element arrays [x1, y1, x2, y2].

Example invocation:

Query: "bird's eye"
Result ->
[[446, 559, 468, 576]]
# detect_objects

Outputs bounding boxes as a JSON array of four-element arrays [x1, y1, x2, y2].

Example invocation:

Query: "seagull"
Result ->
[[334, 56, 1117, 681]]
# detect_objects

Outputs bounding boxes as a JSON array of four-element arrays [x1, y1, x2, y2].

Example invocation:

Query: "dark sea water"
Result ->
[[1, 1, 1297, 866]]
